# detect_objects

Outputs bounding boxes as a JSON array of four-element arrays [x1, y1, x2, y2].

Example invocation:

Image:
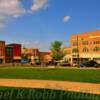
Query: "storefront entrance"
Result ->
[[0, 59, 3, 64]]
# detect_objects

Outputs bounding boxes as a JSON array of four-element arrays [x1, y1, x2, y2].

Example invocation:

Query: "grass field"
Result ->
[[0, 86, 99, 100], [0, 66, 100, 83]]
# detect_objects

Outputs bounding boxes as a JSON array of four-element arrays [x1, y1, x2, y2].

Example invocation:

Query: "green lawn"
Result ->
[[0, 86, 99, 100], [0, 66, 100, 83]]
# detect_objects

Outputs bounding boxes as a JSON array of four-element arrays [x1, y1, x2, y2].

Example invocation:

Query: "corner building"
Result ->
[[71, 30, 100, 64]]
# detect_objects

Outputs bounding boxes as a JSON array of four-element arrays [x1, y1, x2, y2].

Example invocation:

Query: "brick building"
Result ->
[[0, 41, 5, 63], [5, 44, 21, 63], [39, 52, 52, 63], [22, 48, 39, 57], [62, 46, 72, 63], [21, 48, 40, 62], [71, 30, 100, 64]]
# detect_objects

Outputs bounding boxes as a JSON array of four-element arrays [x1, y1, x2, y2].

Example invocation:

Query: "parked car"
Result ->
[[46, 60, 59, 66], [21, 60, 29, 64], [80, 60, 100, 68], [59, 61, 71, 67]]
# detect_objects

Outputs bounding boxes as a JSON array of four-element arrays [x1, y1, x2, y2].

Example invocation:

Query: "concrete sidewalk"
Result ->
[[0, 79, 99, 94]]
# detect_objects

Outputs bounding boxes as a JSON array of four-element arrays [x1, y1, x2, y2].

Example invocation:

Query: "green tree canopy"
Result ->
[[50, 41, 65, 61]]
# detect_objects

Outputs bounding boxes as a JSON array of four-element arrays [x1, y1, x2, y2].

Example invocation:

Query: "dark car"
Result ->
[[80, 60, 100, 68], [59, 61, 71, 67], [46, 60, 60, 66]]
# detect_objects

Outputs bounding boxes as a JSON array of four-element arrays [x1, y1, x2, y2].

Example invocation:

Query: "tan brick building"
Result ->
[[62, 46, 72, 64], [71, 30, 100, 64], [22, 48, 39, 57], [22, 48, 40, 62], [22, 48, 52, 64]]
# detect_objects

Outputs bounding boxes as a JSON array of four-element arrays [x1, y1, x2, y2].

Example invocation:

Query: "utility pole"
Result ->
[[77, 35, 80, 66]]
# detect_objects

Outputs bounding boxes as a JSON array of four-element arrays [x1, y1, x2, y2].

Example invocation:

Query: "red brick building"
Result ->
[[5, 44, 21, 63], [0, 41, 5, 63]]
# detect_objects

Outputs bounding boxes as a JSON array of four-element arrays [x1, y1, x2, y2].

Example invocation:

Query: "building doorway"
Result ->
[[0, 59, 3, 64]]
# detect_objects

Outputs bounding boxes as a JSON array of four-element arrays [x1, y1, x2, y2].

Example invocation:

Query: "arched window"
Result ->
[[94, 47, 100, 52], [83, 47, 89, 52]]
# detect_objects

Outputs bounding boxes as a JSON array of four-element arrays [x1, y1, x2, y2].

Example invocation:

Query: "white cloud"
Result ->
[[0, 0, 49, 28], [63, 16, 71, 22], [0, 0, 25, 28], [31, 0, 48, 12], [0, 0, 25, 17]]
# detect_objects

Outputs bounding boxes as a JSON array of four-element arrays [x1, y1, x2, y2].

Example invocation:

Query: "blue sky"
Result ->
[[0, 0, 100, 51]]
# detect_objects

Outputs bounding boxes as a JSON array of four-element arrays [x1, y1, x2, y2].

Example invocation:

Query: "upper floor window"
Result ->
[[72, 48, 79, 53], [94, 41, 100, 45], [72, 42, 78, 46], [82, 41, 88, 45]]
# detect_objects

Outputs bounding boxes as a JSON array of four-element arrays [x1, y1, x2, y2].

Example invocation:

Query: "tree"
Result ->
[[50, 41, 65, 61]]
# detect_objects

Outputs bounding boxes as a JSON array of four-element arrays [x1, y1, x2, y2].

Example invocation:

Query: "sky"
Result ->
[[0, 0, 100, 51]]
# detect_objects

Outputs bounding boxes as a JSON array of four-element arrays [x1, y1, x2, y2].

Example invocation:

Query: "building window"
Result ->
[[82, 41, 88, 45], [73, 42, 78, 46], [93, 47, 100, 52], [72, 48, 78, 53], [83, 47, 89, 52], [6, 48, 13, 56], [94, 41, 100, 45]]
